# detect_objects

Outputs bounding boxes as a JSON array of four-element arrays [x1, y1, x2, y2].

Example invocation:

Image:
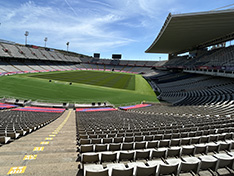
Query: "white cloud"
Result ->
[[0, 1, 137, 54], [0, 0, 182, 59], [64, 0, 79, 17]]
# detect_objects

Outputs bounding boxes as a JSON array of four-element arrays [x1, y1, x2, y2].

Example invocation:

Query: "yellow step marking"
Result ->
[[33, 147, 44, 151], [7, 166, 26, 174], [40, 141, 49, 145], [49, 135, 56, 137], [45, 138, 53, 141], [51, 110, 72, 135], [23, 155, 37, 160]]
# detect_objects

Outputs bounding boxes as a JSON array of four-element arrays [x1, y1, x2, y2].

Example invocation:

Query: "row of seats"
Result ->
[[78, 125, 234, 140], [79, 131, 233, 146], [163, 45, 234, 68], [0, 110, 63, 144], [0, 43, 81, 63], [79, 133, 234, 153], [80, 141, 234, 164], [82, 151, 234, 176], [77, 110, 233, 134]]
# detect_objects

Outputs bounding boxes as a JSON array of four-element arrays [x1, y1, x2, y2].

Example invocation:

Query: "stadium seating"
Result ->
[[0, 42, 155, 75], [0, 108, 64, 144], [1, 37, 234, 176], [76, 108, 234, 175]]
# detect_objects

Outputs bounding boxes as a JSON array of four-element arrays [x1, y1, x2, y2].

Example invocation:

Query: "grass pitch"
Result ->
[[0, 70, 158, 106], [30, 71, 135, 90]]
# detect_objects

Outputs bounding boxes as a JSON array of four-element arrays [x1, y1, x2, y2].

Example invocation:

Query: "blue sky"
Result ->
[[0, 0, 234, 60]]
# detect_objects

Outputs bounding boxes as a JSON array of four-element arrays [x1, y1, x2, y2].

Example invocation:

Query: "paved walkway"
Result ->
[[0, 110, 78, 176]]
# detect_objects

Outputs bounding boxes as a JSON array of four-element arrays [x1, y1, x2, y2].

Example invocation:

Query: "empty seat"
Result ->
[[191, 137, 200, 144], [194, 144, 207, 155], [103, 138, 112, 144], [199, 155, 219, 171], [181, 145, 195, 156], [122, 143, 134, 150], [80, 134, 88, 139], [92, 138, 102, 144], [114, 137, 123, 143], [134, 136, 144, 142], [95, 144, 108, 152], [126, 132, 134, 137], [119, 151, 135, 162], [108, 133, 116, 138], [124, 137, 134, 142], [181, 132, 188, 138], [207, 142, 220, 153], [167, 147, 181, 158], [84, 165, 108, 176], [81, 145, 93, 153], [145, 135, 154, 141], [216, 141, 231, 151], [146, 141, 158, 149], [89, 134, 98, 138], [155, 160, 180, 176], [214, 153, 234, 169], [82, 153, 99, 164], [180, 138, 191, 145], [181, 156, 201, 174], [200, 136, 210, 143], [6, 132, 20, 139], [128, 161, 157, 176], [151, 148, 167, 159], [209, 134, 219, 142], [0, 136, 11, 144], [117, 133, 125, 137], [99, 134, 107, 138], [80, 139, 91, 145], [154, 134, 163, 140], [159, 140, 171, 147], [135, 142, 146, 150], [109, 143, 121, 151], [164, 134, 172, 139], [172, 133, 181, 139], [107, 163, 126, 176], [147, 159, 165, 167], [170, 138, 181, 146], [135, 150, 150, 161], [101, 152, 117, 163], [111, 166, 133, 176]]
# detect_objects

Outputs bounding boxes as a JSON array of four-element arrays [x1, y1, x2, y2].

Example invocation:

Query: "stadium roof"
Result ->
[[146, 9, 234, 54]]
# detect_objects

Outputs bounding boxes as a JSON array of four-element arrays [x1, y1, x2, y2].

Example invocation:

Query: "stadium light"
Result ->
[[24, 31, 29, 45], [44, 37, 48, 47], [66, 42, 70, 51]]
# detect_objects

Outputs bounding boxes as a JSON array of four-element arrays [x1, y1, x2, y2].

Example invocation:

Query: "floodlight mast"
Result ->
[[24, 31, 29, 45], [44, 37, 48, 47], [66, 42, 69, 51]]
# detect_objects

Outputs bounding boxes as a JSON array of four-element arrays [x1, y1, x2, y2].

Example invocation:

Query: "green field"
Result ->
[[30, 71, 135, 90], [0, 70, 158, 106]]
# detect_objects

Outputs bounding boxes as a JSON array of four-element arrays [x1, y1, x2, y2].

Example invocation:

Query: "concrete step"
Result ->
[[0, 110, 78, 176]]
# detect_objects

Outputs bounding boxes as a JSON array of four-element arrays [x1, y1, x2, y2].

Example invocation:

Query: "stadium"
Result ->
[[1, 2, 234, 176]]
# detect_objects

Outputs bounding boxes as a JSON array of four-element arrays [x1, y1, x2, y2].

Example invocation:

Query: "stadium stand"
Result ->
[[0, 41, 156, 76], [72, 9, 234, 176], [1, 8, 234, 176], [76, 109, 234, 176], [0, 107, 64, 145]]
